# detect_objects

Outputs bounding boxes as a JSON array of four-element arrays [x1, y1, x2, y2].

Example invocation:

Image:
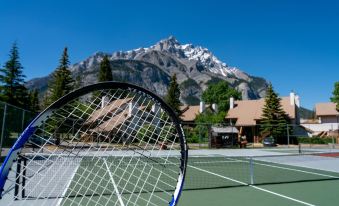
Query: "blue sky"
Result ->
[[0, 0, 338, 109]]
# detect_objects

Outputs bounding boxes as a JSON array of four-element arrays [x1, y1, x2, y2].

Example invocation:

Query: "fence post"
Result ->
[[0, 104, 8, 157], [287, 124, 290, 148], [331, 124, 335, 149], [21, 110, 26, 132], [199, 124, 202, 149]]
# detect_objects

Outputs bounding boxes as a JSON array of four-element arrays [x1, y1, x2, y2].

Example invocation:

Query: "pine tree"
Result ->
[[0, 42, 29, 107], [260, 84, 289, 143], [98, 55, 113, 82], [165, 74, 181, 114], [330, 81, 339, 111], [91, 55, 114, 104], [29, 89, 40, 112], [45, 47, 74, 106]]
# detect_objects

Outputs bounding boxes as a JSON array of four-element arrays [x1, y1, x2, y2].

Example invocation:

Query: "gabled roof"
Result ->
[[180, 105, 210, 122], [84, 97, 149, 133], [226, 97, 296, 126], [315, 102, 339, 116], [86, 98, 132, 123], [93, 105, 146, 132], [93, 109, 130, 132]]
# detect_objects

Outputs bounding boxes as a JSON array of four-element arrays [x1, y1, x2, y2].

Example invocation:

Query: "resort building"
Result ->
[[225, 92, 300, 143]]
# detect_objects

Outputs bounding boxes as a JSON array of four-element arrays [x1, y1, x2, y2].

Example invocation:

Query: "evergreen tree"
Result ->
[[0, 42, 29, 107], [165, 74, 181, 114], [330, 81, 339, 111], [98, 55, 113, 82], [260, 84, 289, 143], [91, 55, 113, 104], [29, 89, 40, 112], [45, 47, 74, 106]]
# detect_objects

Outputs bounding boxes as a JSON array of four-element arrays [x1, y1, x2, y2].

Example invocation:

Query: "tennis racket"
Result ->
[[0, 82, 187, 206]]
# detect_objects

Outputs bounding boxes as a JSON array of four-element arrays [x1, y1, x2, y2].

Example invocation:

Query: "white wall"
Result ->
[[301, 123, 339, 132]]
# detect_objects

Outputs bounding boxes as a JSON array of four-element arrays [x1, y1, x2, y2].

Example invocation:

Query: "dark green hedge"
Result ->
[[297, 137, 336, 144]]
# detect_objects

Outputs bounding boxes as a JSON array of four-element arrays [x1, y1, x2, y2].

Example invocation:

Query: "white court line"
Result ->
[[250, 186, 316, 206], [103, 159, 125, 206], [188, 164, 316, 206], [56, 162, 81, 206], [193, 160, 240, 164], [188, 165, 247, 186]]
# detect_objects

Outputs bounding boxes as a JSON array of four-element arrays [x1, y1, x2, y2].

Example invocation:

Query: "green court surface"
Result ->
[[55, 154, 339, 206], [179, 179, 339, 206]]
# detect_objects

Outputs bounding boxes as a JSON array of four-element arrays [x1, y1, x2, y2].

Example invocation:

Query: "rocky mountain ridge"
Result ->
[[27, 36, 268, 105]]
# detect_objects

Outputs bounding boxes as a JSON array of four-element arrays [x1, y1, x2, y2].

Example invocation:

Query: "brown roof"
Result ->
[[93, 109, 129, 132], [226, 97, 296, 126], [92, 105, 146, 133], [86, 98, 132, 123], [180, 105, 210, 122], [315, 102, 339, 116]]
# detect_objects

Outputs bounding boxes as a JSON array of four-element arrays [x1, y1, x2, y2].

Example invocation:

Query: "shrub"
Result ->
[[297, 137, 336, 144], [184, 127, 200, 143]]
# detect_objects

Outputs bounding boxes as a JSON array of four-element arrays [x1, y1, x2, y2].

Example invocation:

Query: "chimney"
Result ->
[[101, 96, 109, 108], [290, 91, 295, 106], [230, 97, 234, 109], [295, 95, 300, 107], [212, 103, 218, 113], [151, 104, 161, 127], [151, 104, 159, 113], [199, 101, 205, 113], [128, 102, 133, 117]]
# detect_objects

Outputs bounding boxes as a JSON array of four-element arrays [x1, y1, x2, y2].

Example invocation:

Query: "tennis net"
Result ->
[[185, 153, 339, 190]]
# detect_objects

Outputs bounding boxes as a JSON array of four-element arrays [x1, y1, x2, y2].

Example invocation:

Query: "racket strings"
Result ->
[[21, 90, 134, 201], [61, 93, 174, 205]]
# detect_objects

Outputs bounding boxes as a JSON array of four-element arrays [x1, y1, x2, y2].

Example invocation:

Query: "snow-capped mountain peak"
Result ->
[[77, 36, 250, 81], [122, 36, 244, 78]]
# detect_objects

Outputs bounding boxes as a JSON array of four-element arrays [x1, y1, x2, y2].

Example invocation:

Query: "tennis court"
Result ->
[[3, 148, 339, 206]]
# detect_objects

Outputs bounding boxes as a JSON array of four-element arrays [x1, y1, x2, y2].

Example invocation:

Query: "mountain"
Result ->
[[26, 36, 269, 105]]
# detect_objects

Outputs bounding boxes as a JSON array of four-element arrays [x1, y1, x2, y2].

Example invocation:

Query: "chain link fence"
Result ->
[[182, 122, 339, 150], [0, 101, 37, 159]]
